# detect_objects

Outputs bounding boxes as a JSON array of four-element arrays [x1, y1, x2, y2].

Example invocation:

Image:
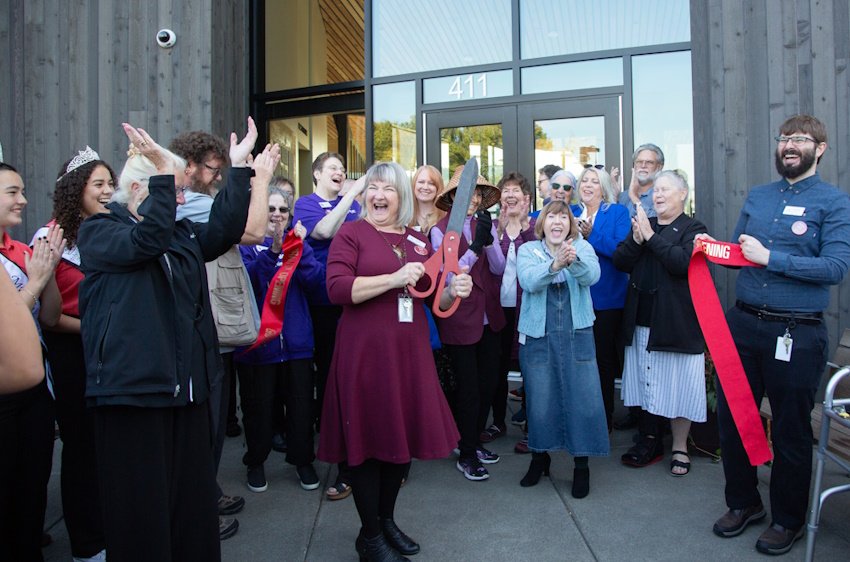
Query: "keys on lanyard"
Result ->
[[775, 326, 793, 362]]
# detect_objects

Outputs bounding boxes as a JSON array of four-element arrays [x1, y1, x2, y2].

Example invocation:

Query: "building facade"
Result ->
[[2, 0, 849, 359]]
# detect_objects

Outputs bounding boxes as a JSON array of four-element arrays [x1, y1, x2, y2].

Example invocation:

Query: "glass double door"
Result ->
[[425, 97, 620, 210]]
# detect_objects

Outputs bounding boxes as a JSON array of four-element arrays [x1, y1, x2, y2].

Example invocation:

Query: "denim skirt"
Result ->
[[519, 283, 610, 457]]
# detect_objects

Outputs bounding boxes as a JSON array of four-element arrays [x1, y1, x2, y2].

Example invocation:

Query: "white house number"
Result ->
[[448, 74, 488, 100]]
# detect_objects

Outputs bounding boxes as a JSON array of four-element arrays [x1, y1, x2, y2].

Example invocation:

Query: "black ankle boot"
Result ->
[[380, 517, 420, 555], [520, 452, 551, 487], [356, 532, 410, 562], [572, 467, 590, 498]]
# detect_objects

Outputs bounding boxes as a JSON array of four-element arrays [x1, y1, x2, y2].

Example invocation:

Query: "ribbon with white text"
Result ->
[[689, 240, 772, 466]]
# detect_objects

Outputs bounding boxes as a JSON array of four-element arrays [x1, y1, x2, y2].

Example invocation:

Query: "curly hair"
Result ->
[[53, 159, 116, 246], [168, 131, 228, 167]]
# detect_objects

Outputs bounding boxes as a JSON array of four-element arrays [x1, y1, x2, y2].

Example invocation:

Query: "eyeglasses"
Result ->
[[775, 135, 817, 146], [269, 206, 290, 213], [634, 159, 657, 168], [550, 183, 573, 190], [324, 165, 346, 174], [175, 185, 189, 195], [584, 164, 604, 170], [203, 162, 222, 176], [537, 178, 548, 185]]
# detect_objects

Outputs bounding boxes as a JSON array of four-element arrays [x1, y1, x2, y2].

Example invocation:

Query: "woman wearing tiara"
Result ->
[[34, 147, 115, 561]]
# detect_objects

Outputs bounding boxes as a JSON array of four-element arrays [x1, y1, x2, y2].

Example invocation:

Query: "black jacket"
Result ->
[[77, 168, 252, 407], [612, 213, 707, 354]]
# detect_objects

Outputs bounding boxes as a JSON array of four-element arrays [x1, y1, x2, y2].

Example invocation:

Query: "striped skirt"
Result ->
[[621, 326, 706, 422]]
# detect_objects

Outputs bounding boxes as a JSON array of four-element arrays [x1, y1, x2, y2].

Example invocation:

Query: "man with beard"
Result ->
[[618, 143, 664, 218], [704, 115, 850, 556], [170, 125, 277, 540]]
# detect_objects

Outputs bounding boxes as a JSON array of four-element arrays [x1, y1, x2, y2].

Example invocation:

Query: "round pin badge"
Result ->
[[414, 245, 428, 256], [791, 220, 808, 235]]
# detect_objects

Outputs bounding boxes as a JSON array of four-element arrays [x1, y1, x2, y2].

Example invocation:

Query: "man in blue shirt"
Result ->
[[707, 115, 850, 556], [617, 143, 664, 219]]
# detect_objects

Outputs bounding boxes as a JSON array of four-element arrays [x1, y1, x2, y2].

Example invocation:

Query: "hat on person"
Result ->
[[435, 165, 501, 212]]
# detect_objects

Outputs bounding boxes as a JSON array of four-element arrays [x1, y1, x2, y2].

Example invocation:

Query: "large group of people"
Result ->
[[1, 113, 847, 560]]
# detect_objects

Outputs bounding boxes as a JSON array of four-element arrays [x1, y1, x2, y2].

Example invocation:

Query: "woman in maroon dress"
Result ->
[[318, 162, 472, 562]]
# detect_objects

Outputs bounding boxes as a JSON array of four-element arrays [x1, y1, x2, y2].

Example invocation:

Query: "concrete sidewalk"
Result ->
[[43, 399, 850, 561]]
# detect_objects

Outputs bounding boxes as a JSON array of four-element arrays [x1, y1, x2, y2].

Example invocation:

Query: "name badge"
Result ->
[[783, 205, 805, 216], [533, 249, 547, 261], [319, 201, 332, 209], [407, 235, 426, 247], [398, 294, 413, 323], [518, 333, 526, 345]]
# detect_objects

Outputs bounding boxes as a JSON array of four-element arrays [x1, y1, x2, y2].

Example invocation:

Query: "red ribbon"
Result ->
[[237, 231, 303, 357], [689, 240, 772, 466]]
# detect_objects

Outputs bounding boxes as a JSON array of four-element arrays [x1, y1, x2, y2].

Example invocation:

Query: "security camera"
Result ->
[[156, 29, 176, 48]]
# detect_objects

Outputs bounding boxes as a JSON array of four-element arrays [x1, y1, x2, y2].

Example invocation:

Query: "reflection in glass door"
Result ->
[[426, 106, 518, 191], [519, 98, 621, 210], [439, 124, 504, 185], [532, 116, 607, 208]]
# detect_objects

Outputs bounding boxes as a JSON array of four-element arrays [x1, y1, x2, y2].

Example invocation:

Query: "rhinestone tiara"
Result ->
[[60, 146, 100, 179]]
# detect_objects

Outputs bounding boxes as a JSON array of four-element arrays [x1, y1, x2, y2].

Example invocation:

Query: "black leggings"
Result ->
[[349, 459, 410, 538]]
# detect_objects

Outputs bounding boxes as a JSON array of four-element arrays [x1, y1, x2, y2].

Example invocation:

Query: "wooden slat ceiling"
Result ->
[[317, 0, 365, 84]]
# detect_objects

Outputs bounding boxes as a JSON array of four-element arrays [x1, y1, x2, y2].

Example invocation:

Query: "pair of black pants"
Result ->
[[94, 402, 220, 562], [238, 359, 315, 468], [309, 305, 342, 425], [0, 381, 54, 562], [226, 361, 239, 428], [491, 307, 517, 428], [44, 331, 105, 558], [719, 306, 828, 530], [349, 459, 409, 538], [212, 351, 235, 499], [592, 308, 625, 430], [445, 326, 501, 458]]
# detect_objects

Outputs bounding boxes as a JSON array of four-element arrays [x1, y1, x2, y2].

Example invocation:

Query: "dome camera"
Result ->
[[156, 29, 177, 48]]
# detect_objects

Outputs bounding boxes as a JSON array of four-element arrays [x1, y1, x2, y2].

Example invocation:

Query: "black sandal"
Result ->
[[670, 450, 690, 476], [621, 435, 663, 467]]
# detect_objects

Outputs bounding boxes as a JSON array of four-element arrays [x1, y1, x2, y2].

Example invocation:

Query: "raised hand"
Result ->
[[610, 166, 621, 190], [229, 116, 259, 167], [292, 220, 307, 240], [122, 123, 170, 174], [631, 218, 645, 244], [252, 143, 281, 186], [635, 205, 654, 241], [628, 166, 641, 204]]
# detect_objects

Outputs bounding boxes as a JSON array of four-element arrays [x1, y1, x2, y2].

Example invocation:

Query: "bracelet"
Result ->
[[21, 287, 38, 306]]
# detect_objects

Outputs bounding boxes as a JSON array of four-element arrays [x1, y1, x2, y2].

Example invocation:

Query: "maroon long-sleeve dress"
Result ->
[[317, 220, 460, 466]]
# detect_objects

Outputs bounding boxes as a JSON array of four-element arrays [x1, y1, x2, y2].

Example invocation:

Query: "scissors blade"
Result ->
[[445, 157, 479, 236]]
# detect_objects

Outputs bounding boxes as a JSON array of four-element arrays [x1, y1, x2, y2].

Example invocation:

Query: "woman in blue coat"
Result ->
[[516, 201, 609, 498], [236, 186, 325, 493], [574, 167, 631, 431]]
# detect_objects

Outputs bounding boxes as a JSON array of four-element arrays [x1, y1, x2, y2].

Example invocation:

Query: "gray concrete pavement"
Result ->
[[43, 399, 850, 561]]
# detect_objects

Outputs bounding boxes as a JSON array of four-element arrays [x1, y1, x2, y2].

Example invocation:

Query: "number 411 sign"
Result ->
[[423, 70, 512, 105]]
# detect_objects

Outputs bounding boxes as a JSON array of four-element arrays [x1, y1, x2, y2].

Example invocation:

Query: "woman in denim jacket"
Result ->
[[516, 201, 609, 498]]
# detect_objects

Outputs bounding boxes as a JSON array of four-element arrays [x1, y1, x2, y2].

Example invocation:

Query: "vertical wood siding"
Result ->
[[0, 0, 248, 239], [691, 0, 850, 358]]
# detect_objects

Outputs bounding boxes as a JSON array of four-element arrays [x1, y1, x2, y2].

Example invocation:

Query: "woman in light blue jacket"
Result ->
[[516, 201, 609, 498]]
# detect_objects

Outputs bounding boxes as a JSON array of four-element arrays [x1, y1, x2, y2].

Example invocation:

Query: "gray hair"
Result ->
[[576, 167, 618, 206], [654, 169, 689, 204], [549, 169, 577, 204], [632, 143, 665, 167], [358, 162, 414, 227], [268, 184, 293, 229], [114, 149, 187, 205]]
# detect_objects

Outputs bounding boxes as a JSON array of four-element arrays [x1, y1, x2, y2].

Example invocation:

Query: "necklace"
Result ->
[[377, 228, 406, 264]]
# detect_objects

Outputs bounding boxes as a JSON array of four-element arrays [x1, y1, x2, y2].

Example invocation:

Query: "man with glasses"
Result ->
[[170, 125, 278, 541], [618, 143, 665, 219], [703, 115, 850, 556], [537, 164, 562, 206]]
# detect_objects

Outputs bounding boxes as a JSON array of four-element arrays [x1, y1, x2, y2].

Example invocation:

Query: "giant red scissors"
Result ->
[[407, 157, 479, 318]]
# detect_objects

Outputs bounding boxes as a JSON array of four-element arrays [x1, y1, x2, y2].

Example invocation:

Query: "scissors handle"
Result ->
[[407, 249, 441, 299], [431, 232, 462, 319]]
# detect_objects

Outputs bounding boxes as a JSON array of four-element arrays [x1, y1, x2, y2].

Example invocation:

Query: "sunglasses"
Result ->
[[584, 164, 605, 170], [269, 206, 290, 213], [550, 183, 573, 190]]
